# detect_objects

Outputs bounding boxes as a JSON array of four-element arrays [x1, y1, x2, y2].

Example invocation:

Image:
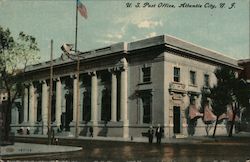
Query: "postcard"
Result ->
[[0, 0, 249, 161]]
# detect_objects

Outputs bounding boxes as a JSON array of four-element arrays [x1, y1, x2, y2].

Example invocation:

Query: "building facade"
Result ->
[[10, 35, 241, 138]]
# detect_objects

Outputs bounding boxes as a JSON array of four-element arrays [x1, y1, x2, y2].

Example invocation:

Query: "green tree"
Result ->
[[208, 67, 236, 137], [228, 79, 249, 137], [0, 26, 40, 143]]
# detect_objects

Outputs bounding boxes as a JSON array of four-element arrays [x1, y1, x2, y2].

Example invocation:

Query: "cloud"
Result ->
[[106, 33, 123, 39], [96, 39, 117, 45], [137, 20, 163, 29], [98, 23, 128, 45], [114, 9, 163, 29], [146, 32, 157, 38]]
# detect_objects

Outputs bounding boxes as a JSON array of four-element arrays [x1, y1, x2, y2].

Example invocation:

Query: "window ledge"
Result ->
[[189, 84, 198, 87], [138, 82, 152, 85]]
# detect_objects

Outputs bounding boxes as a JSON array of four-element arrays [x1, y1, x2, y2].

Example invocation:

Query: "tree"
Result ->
[[207, 67, 236, 137], [0, 26, 40, 143], [228, 79, 249, 137]]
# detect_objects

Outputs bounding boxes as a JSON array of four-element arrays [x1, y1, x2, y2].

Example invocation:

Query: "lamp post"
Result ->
[[61, 43, 83, 138]]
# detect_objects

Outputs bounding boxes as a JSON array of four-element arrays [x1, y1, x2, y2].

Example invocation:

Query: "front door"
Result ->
[[173, 106, 181, 134]]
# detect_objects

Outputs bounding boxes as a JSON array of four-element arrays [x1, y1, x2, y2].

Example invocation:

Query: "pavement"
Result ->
[[0, 142, 82, 157], [1, 132, 249, 159]]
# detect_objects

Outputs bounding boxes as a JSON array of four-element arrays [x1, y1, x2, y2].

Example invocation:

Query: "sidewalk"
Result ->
[[14, 131, 250, 145], [0, 142, 82, 157]]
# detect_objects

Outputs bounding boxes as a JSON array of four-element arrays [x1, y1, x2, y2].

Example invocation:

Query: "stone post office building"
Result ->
[[10, 35, 241, 138]]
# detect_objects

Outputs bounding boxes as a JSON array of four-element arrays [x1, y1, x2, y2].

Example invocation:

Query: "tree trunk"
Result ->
[[4, 91, 12, 143], [205, 125, 209, 136], [213, 116, 219, 138], [228, 102, 237, 137]]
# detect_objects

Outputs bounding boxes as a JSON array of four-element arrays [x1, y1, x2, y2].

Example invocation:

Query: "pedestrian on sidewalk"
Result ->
[[155, 124, 164, 144], [148, 126, 154, 144], [89, 126, 93, 137], [27, 127, 30, 135]]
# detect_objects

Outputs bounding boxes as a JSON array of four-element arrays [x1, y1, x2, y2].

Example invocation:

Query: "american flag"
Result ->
[[189, 105, 203, 120], [77, 0, 87, 19], [203, 105, 216, 122]]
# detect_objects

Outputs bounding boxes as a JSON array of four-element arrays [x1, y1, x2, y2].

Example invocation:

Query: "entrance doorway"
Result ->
[[173, 106, 181, 134]]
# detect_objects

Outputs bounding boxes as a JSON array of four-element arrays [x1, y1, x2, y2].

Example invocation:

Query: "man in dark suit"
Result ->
[[148, 126, 154, 143], [155, 124, 164, 144]]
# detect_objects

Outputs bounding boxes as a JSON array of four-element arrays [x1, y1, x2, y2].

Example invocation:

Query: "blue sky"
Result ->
[[0, 0, 249, 62]]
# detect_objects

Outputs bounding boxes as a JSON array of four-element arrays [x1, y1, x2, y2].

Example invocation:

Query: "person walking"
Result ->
[[89, 126, 93, 137], [148, 126, 154, 144], [155, 124, 164, 144]]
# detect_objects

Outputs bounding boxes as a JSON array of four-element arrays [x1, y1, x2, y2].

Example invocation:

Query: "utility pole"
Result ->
[[48, 39, 53, 144]]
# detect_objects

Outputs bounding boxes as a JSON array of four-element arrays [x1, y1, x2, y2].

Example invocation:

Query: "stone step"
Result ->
[[56, 131, 74, 137], [174, 134, 187, 139]]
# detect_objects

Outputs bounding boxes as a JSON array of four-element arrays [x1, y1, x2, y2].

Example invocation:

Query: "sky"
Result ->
[[0, 0, 249, 63]]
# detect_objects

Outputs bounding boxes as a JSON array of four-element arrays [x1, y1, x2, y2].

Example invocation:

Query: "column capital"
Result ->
[[120, 66, 128, 71], [88, 71, 96, 76], [108, 68, 118, 74], [24, 82, 33, 87], [23, 83, 29, 88], [113, 58, 128, 72], [109, 66, 128, 72], [70, 74, 78, 79], [120, 58, 128, 69], [39, 80, 47, 85], [54, 77, 61, 82]]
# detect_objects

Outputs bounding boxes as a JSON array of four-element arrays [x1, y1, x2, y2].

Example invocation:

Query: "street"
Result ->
[[5, 138, 250, 162]]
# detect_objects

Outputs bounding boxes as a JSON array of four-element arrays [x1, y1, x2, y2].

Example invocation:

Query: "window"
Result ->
[[141, 92, 152, 124], [190, 71, 196, 85], [174, 67, 180, 82], [204, 74, 210, 87], [142, 67, 151, 82]]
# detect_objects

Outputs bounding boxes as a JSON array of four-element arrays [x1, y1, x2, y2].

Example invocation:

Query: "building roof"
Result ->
[[238, 59, 250, 64], [238, 59, 250, 80], [25, 35, 241, 72]]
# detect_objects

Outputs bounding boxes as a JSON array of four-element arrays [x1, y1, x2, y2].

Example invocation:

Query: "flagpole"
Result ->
[[75, 0, 78, 51], [75, 0, 80, 138]]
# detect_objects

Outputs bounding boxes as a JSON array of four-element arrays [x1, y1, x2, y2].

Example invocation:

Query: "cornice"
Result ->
[[24, 34, 242, 74]]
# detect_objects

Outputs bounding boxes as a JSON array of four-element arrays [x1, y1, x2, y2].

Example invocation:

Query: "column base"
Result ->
[[123, 120, 129, 139], [42, 123, 48, 135], [69, 121, 77, 135], [89, 121, 98, 137]]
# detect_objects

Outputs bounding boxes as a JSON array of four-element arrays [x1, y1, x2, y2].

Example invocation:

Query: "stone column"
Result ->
[[120, 58, 129, 138], [34, 93, 38, 122], [23, 87, 28, 123], [29, 83, 35, 126], [90, 71, 98, 137], [41, 80, 48, 135], [90, 72, 98, 125], [111, 71, 117, 122], [61, 81, 66, 113], [73, 76, 78, 123], [61, 80, 67, 131], [11, 106, 19, 124], [55, 78, 62, 127]]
